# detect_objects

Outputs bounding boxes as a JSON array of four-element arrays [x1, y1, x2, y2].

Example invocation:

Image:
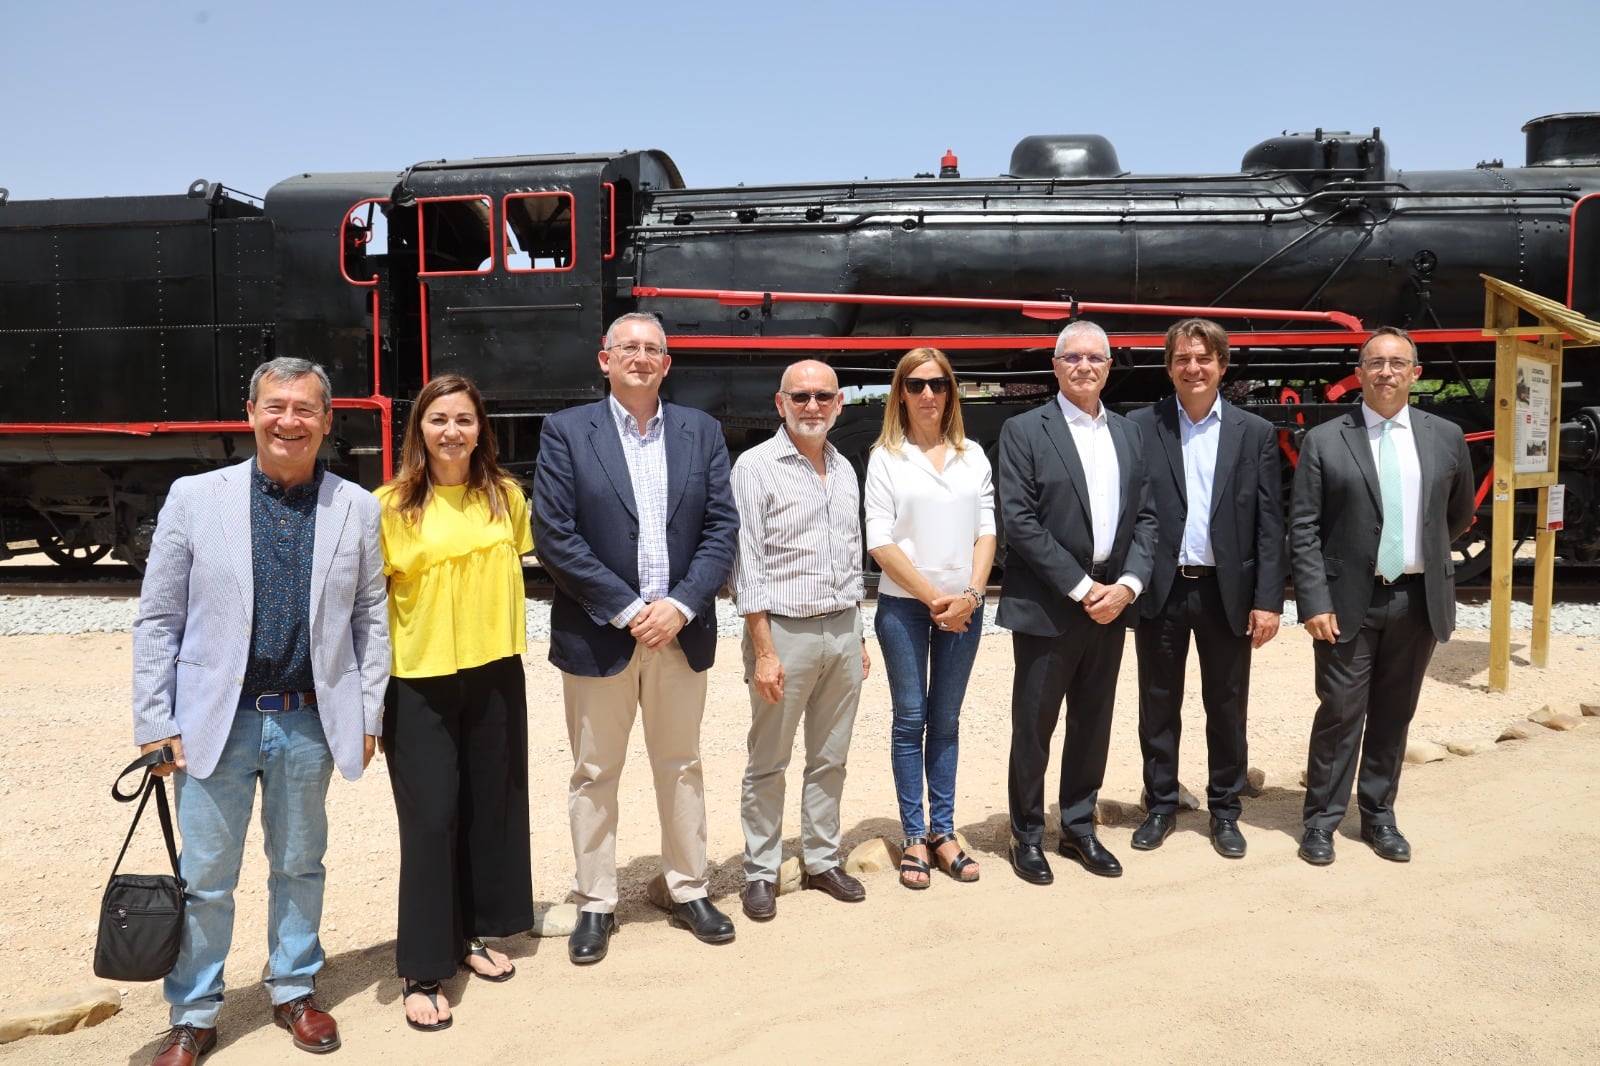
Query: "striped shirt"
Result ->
[[607, 395, 693, 625], [731, 427, 863, 617]]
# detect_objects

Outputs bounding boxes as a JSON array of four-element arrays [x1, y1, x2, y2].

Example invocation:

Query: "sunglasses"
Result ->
[[783, 390, 839, 407], [904, 377, 952, 395]]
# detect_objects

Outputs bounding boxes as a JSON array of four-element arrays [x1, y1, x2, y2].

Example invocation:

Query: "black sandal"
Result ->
[[929, 832, 980, 883], [463, 937, 516, 982], [899, 836, 932, 890], [402, 979, 453, 1032]]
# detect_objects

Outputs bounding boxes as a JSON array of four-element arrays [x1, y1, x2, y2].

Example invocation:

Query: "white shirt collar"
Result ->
[[1057, 393, 1107, 426], [1360, 401, 1412, 431]]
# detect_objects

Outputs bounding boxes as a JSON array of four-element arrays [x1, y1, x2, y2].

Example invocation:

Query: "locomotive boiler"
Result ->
[[2, 112, 1599, 579]]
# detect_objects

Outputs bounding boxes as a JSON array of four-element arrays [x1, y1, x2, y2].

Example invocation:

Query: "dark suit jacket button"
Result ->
[[629, 532, 638, 540]]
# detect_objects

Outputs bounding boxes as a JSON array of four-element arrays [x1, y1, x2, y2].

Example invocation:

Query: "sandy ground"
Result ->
[[1, 623, 1597, 1065]]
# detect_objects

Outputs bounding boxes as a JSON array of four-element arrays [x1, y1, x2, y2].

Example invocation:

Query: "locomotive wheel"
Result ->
[[37, 535, 112, 568], [1450, 530, 1523, 586]]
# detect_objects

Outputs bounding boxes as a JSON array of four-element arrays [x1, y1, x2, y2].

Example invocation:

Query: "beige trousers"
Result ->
[[740, 609, 863, 881], [561, 639, 709, 913]]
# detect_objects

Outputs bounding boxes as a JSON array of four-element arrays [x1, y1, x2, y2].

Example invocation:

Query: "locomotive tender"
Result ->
[[2, 113, 1599, 578]]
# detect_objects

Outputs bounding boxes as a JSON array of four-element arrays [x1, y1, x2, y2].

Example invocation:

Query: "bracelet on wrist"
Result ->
[[962, 586, 984, 607]]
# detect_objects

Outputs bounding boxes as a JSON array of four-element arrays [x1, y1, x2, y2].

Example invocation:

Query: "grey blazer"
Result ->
[[995, 396, 1158, 637], [131, 461, 390, 781], [1290, 406, 1476, 643]]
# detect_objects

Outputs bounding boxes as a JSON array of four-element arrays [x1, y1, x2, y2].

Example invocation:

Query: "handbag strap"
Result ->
[[108, 750, 182, 880]]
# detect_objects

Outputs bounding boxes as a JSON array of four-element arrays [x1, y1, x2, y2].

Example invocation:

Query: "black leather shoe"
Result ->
[[1130, 811, 1176, 851], [1007, 838, 1054, 885], [741, 879, 776, 921], [1299, 827, 1335, 866], [1360, 823, 1412, 863], [668, 897, 736, 943], [801, 866, 866, 902], [1057, 833, 1123, 877], [1209, 816, 1247, 859], [568, 911, 617, 965]]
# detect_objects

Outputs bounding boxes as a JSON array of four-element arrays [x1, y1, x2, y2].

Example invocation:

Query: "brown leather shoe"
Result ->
[[801, 865, 866, 902], [272, 994, 341, 1054], [741, 878, 776, 921], [152, 1024, 217, 1066]]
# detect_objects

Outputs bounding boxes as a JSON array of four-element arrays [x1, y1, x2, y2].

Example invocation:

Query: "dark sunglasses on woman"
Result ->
[[904, 377, 952, 395]]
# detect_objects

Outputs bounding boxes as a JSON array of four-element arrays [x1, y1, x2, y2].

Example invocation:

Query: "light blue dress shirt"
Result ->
[[1178, 396, 1222, 567]]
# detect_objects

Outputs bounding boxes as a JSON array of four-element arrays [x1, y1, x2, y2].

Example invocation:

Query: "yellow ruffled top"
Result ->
[[376, 480, 533, 678]]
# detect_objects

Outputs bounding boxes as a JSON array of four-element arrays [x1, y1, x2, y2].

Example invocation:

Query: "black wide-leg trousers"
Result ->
[[384, 654, 533, 981]]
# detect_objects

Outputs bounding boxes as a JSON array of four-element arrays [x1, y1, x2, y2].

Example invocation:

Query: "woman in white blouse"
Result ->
[[865, 348, 997, 889]]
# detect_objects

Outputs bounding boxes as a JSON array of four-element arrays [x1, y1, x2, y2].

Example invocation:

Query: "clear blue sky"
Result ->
[[3, 0, 1596, 202]]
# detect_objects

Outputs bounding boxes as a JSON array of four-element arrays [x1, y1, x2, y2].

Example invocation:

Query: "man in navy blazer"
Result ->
[[533, 312, 740, 964], [1129, 319, 1286, 860], [131, 357, 388, 1065], [996, 320, 1158, 885]]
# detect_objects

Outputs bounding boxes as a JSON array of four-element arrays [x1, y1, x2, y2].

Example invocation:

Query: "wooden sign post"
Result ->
[[1480, 276, 1600, 691]]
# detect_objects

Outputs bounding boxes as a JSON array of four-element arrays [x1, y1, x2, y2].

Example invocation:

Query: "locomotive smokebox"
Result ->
[[1007, 135, 1123, 180], [1523, 113, 1600, 166]]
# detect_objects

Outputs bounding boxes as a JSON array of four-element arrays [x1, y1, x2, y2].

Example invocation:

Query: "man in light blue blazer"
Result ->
[[131, 357, 388, 1066]]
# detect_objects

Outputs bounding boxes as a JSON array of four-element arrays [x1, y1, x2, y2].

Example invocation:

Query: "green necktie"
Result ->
[[1377, 419, 1405, 581]]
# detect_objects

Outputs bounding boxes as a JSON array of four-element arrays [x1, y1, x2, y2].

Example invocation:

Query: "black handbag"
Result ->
[[93, 748, 187, 982]]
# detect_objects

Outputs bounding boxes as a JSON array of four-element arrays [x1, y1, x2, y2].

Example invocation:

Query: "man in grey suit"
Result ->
[[132, 357, 388, 1066], [1130, 319, 1286, 859], [997, 320, 1158, 885], [1291, 327, 1475, 866], [533, 312, 740, 966]]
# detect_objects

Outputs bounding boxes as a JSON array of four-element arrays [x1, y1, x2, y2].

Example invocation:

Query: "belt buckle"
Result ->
[[254, 692, 285, 712], [1178, 564, 1198, 579]]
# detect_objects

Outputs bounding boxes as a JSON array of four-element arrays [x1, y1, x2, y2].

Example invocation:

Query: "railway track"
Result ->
[[3, 564, 1599, 603]]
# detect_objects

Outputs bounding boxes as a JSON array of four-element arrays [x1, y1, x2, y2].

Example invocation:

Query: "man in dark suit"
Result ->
[[1129, 319, 1286, 859], [1291, 326, 1475, 866], [533, 312, 740, 961], [997, 320, 1158, 884]]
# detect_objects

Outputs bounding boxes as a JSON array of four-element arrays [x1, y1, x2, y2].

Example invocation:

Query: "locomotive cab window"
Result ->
[[418, 195, 493, 275], [503, 191, 575, 272], [341, 199, 389, 285]]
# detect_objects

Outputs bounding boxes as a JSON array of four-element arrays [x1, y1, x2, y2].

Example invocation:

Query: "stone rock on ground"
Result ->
[[532, 903, 579, 938], [1528, 705, 1560, 724], [1580, 702, 1600, 717], [1534, 711, 1585, 731], [1404, 739, 1449, 764], [645, 872, 672, 910], [0, 984, 120, 1044], [845, 838, 896, 874], [1445, 737, 1496, 757], [1498, 721, 1545, 742], [1246, 767, 1266, 793], [777, 855, 803, 895], [1177, 784, 1201, 810]]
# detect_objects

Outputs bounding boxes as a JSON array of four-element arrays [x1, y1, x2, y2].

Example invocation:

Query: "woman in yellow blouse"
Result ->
[[377, 375, 533, 1033]]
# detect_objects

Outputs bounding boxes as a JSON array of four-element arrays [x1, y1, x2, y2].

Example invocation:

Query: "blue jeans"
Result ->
[[167, 701, 335, 1027], [873, 594, 983, 839]]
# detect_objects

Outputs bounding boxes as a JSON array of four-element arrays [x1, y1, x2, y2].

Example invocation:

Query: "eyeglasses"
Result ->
[[607, 342, 667, 359], [782, 390, 839, 407], [1360, 358, 1415, 372], [1053, 352, 1110, 366], [904, 377, 952, 395]]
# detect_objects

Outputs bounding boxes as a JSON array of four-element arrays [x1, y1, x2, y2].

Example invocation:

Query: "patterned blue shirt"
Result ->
[[241, 462, 320, 694]]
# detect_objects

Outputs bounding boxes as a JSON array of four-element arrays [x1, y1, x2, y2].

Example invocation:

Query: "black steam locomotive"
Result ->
[[3, 113, 1599, 579]]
